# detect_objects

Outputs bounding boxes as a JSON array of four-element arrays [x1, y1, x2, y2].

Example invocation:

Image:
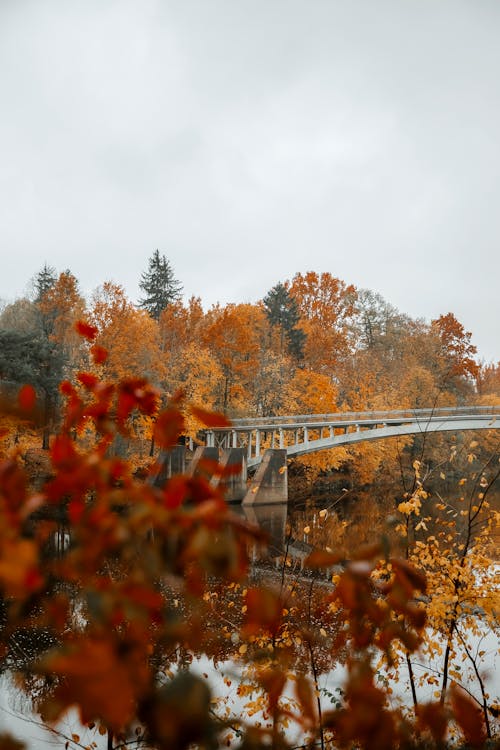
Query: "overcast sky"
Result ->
[[1, 0, 499, 361]]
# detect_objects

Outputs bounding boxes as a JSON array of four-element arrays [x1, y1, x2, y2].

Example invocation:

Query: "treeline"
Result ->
[[1, 252, 499, 478]]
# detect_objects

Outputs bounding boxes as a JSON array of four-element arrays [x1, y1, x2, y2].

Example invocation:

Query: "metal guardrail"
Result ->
[[212, 406, 500, 432]]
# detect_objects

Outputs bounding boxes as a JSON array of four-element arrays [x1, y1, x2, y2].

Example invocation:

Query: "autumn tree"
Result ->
[[158, 296, 205, 355], [201, 303, 268, 414], [37, 270, 86, 365], [89, 283, 166, 457], [352, 288, 402, 350], [91, 282, 164, 384], [157, 298, 225, 433], [139, 250, 183, 320], [476, 361, 500, 397], [395, 442, 500, 740], [0, 297, 40, 334], [287, 271, 357, 371], [431, 312, 479, 389]]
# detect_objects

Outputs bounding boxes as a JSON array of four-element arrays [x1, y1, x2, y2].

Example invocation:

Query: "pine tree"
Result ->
[[139, 250, 183, 320], [263, 282, 306, 360], [33, 263, 57, 302]]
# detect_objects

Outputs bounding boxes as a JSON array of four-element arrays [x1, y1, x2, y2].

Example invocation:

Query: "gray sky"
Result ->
[[1, 0, 499, 361]]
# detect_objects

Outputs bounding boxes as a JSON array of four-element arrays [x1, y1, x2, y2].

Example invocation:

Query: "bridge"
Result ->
[[204, 405, 500, 466], [154, 407, 500, 505], [199, 406, 500, 504]]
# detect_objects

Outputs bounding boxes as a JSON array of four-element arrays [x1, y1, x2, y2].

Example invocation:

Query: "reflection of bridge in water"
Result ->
[[200, 406, 500, 504], [239, 503, 314, 570]]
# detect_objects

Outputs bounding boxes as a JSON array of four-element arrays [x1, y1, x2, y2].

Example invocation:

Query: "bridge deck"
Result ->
[[203, 406, 500, 468]]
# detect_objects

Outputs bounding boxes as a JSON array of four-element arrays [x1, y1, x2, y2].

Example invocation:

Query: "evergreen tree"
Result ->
[[263, 282, 306, 360], [33, 263, 57, 302], [139, 250, 183, 320], [0, 329, 66, 448]]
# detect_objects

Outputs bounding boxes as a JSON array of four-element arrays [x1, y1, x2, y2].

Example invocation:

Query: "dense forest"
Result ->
[[0, 253, 498, 484]]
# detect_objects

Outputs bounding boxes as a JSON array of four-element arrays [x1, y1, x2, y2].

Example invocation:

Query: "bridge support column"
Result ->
[[243, 449, 287, 505], [151, 446, 186, 487], [187, 446, 219, 477], [216, 447, 247, 502], [255, 430, 261, 458]]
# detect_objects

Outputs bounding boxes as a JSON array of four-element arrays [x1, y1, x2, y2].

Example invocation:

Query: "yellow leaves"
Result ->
[[415, 520, 427, 531], [236, 683, 255, 698], [397, 495, 421, 516]]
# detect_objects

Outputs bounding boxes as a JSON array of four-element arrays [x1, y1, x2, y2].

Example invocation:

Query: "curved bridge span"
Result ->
[[205, 406, 500, 469]]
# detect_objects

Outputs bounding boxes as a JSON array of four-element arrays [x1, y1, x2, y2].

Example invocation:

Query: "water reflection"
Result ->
[[239, 503, 288, 559]]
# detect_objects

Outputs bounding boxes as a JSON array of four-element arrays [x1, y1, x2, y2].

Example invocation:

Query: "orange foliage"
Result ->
[[431, 312, 479, 380], [287, 271, 357, 370], [201, 303, 267, 413], [0, 327, 494, 748]]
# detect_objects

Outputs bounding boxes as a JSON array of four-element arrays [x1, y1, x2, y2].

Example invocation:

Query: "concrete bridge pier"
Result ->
[[243, 449, 288, 505], [187, 446, 219, 477], [214, 447, 247, 502], [151, 446, 186, 488]]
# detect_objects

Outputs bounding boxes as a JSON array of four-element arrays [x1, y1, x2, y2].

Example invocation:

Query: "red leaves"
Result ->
[[0, 732, 26, 749], [416, 701, 448, 746], [116, 379, 159, 431], [153, 407, 185, 449], [324, 659, 397, 750], [77, 372, 99, 390], [190, 405, 231, 428], [259, 668, 286, 713], [51, 434, 78, 471], [391, 558, 427, 596], [450, 684, 487, 749], [40, 635, 151, 731], [90, 344, 108, 364], [0, 539, 43, 598], [244, 587, 282, 636], [0, 459, 26, 515], [304, 548, 343, 569], [75, 320, 98, 340], [327, 553, 427, 654], [17, 384, 36, 413], [294, 674, 317, 726]]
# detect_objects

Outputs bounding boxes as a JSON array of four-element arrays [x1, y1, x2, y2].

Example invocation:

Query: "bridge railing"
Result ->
[[215, 405, 500, 431]]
